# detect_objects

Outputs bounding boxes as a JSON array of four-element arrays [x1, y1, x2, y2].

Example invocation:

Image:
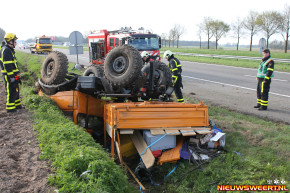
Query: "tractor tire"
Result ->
[[83, 65, 104, 77], [104, 45, 143, 88], [156, 61, 172, 88], [41, 51, 68, 85]]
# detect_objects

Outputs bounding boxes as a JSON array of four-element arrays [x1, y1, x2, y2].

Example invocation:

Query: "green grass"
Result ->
[[161, 47, 290, 59], [15, 51, 289, 192], [53, 45, 89, 51], [16, 51, 135, 193], [149, 96, 290, 192], [160, 53, 290, 72]]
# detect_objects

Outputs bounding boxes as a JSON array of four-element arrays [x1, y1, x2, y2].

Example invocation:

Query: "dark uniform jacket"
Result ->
[[0, 45, 19, 79], [168, 56, 182, 83]]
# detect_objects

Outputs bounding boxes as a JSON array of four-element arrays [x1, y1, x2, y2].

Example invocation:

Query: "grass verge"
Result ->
[[15, 51, 289, 192], [160, 53, 290, 72], [53, 46, 89, 51], [16, 51, 135, 193], [161, 47, 290, 59], [149, 96, 290, 192]]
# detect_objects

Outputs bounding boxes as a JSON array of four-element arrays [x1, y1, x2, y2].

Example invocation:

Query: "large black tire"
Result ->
[[41, 51, 68, 85], [156, 62, 172, 88], [83, 65, 104, 77], [104, 45, 143, 88]]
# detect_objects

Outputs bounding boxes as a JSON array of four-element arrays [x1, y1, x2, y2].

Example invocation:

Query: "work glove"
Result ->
[[15, 75, 22, 84], [9, 77, 16, 83]]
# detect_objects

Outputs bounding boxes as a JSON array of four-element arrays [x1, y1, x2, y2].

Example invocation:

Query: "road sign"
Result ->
[[68, 31, 84, 66], [69, 46, 83, 55], [259, 38, 266, 55], [69, 31, 83, 45]]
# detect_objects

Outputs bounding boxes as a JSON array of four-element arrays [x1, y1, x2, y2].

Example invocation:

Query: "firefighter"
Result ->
[[0, 41, 5, 49], [141, 51, 151, 64], [254, 48, 274, 111], [164, 50, 184, 103], [0, 33, 22, 113]]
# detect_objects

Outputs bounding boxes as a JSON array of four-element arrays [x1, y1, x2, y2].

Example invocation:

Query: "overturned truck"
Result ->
[[36, 45, 212, 190]]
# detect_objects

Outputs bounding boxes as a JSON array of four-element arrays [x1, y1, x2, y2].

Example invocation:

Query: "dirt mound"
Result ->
[[0, 80, 53, 193]]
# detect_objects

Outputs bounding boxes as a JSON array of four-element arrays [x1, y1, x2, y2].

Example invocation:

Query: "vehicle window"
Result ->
[[128, 37, 159, 51], [39, 38, 52, 44], [110, 38, 114, 47], [116, 38, 119, 46]]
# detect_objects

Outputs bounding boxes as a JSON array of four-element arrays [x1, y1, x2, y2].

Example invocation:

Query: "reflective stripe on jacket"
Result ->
[[0, 45, 19, 78], [257, 57, 274, 78]]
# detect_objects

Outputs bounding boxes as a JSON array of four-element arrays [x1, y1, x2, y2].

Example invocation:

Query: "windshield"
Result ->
[[128, 37, 159, 51], [39, 38, 52, 44]]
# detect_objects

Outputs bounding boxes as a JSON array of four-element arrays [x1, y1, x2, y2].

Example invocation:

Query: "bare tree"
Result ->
[[281, 4, 290, 53], [232, 17, 244, 51], [0, 27, 5, 43], [257, 11, 283, 48], [168, 29, 173, 47], [197, 24, 203, 49], [173, 24, 185, 48], [161, 33, 167, 47], [211, 20, 230, 49], [202, 17, 214, 49], [243, 11, 260, 51], [169, 28, 177, 48]]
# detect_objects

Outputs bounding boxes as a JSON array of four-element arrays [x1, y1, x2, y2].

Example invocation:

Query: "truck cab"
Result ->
[[30, 36, 53, 54], [88, 29, 161, 65]]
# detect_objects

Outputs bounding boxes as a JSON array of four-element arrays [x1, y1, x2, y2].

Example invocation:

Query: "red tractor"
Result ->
[[88, 28, 161, 65]]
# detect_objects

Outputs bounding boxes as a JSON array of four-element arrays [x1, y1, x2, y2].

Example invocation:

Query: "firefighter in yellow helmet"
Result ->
[[164, 50, 184, 103], [0, 33, 22, 113]]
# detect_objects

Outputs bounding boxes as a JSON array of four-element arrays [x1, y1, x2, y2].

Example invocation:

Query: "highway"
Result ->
[[18, 47, 290, 124], [160, 51, 290, 63]]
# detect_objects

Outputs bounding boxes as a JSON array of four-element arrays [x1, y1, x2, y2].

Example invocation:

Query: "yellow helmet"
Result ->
[[4, 33, 18, 42]]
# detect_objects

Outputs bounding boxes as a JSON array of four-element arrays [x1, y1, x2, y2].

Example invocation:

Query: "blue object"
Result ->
[[180, 143, 190, 160], [212, 125, 223, 135]]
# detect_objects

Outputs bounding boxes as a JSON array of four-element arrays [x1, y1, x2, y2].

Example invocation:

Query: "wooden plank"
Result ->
[[115, 142, 123, 163], [164, 129, 180, 135], [191, 127, 211, 131], [130, 131, 155, 169], [120, 130, 134, 134], [180, 130, 196, 136], [122, 161, 146, 191], [150, 129, 165, 135], [158, 136, 184, 165], [195, 130, 212, 134]]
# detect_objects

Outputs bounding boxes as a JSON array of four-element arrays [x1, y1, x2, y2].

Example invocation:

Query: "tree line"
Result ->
[[161, 4, 290, 53]]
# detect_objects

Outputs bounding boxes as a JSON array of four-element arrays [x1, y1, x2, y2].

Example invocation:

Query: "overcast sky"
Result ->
[[1, 0, 289, 45]]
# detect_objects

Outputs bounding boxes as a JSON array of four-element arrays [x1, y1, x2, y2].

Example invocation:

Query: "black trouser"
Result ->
[[3, 75, 21, 111], [174, 75, 184, 103], [257, 78, 271, 109]]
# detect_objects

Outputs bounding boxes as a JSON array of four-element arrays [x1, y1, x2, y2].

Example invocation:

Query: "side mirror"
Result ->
[[158, 36, 161, 49]]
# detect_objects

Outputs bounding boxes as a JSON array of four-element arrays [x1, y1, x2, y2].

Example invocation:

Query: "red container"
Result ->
[[152, 150, 162, 157]]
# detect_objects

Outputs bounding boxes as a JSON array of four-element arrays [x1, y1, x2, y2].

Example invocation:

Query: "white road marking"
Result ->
[[179, 60, 290, 75], [183, 75, 290, 98], [243, 75, 288, 82]]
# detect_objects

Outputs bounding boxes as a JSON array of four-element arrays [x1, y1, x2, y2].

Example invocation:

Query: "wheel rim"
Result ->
[[46, 61, 55, 77], [112, 56, 127, 74]]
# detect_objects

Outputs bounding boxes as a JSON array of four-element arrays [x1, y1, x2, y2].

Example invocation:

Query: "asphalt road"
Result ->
[[17, 48, 290, 124], [161, 51, 290, 63]]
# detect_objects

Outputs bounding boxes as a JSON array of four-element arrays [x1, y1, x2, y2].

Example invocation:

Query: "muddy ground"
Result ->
[[0, 80, 52, 193]]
